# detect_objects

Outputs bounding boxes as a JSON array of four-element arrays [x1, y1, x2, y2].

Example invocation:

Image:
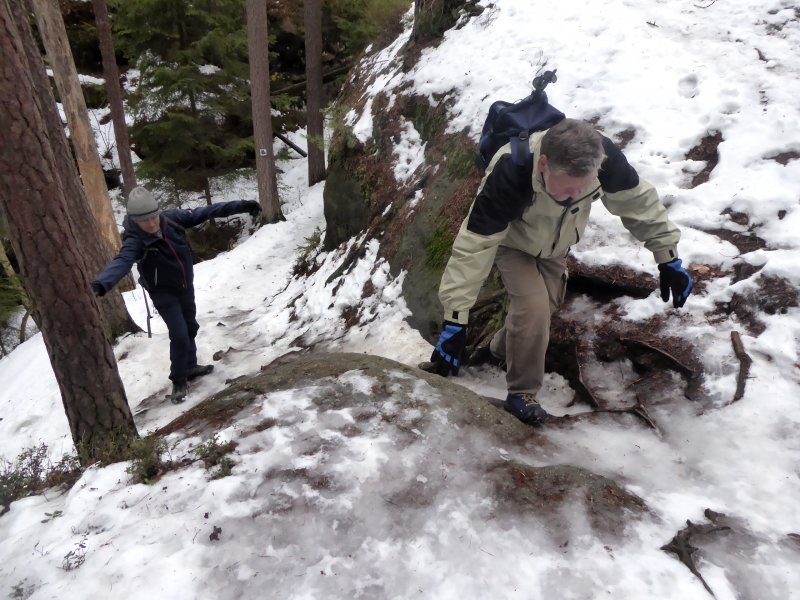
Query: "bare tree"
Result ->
[[0, 0, 138, 458], [246, 0, 284, 223], [92, 0, 137, 196], [30, 0, 121, 253], [304, 0, 326, 185]]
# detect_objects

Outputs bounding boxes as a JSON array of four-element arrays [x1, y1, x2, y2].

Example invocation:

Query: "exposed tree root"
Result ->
[[661, 513, 732, 598], [618, 337, 697, 376], [553, 398, 660, 432], [728, 331, 752, 405]]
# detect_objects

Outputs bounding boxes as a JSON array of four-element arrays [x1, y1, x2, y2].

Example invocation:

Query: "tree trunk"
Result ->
[[30, 0, 120, 253], [21, 0, 138, 339], [19, 311, 30, 344], [246, 0, 284, 223], [92, 0, 137, 196], [304, 0, 326, 185], [0, 0, 138, 457]]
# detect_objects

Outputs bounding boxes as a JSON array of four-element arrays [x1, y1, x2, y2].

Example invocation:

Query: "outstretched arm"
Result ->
[[92, 236, 144, 296], [165, 200, 261, 228], [598, 136, 680, 264]]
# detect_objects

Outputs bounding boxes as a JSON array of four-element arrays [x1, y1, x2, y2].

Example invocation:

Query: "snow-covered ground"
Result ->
[[3, 0, 800, 598]]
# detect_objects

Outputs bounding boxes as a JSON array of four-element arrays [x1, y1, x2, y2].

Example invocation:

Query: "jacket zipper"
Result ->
[[163, 224, 188, 288], [550, 185, 600, 252]]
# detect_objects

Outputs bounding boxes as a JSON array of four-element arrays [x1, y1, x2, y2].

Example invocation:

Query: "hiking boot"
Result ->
[[187, 364, 214, 381], [167, 380, 188, 404], [504, 393, 549, 426]]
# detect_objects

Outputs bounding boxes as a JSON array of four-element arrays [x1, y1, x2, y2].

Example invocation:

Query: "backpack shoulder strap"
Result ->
[[509, 132, 531, 168]]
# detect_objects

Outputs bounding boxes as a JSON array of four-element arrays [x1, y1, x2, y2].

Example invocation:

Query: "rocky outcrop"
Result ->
[[160, 351, 649, 542]]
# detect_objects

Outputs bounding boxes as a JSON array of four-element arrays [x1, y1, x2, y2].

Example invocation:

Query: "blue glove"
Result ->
[[91, 281, 106, 297], [658, 258, 693, 308], [430, 321, 466, 377]]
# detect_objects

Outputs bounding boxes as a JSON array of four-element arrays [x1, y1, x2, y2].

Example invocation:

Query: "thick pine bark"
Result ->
[[0, 0, 137, 455], [92, 0, 137, 196], [21, 0, 137, 339], [246, 0, 284, 223], [304, 0, 326, 185], [30, 0, 119, 252]]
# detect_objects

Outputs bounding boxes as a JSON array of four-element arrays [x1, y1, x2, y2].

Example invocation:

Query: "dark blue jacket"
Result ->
[[94, 200, 254, 294]]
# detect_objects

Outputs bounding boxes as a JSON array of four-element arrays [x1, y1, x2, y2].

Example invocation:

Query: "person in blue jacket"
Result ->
[[92, 186, 261, 404]]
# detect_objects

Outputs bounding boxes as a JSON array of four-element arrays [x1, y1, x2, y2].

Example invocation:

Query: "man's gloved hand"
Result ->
[[430, 321, 467, 377], [91, 281, 106, 298], [658, 258, 693, 308], [244, 200, 262, 218]]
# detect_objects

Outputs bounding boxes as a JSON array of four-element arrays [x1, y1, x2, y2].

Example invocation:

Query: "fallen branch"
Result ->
[[728, 331, 752, 405], [275, 133, 307, 158]]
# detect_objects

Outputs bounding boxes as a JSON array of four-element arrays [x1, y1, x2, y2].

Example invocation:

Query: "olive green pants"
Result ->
[[489, 247, 567, 395]]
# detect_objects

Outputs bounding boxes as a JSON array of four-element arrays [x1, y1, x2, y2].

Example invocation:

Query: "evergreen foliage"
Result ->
[[110, 0, 254, 192], [324, 0, 410, 54], [0, 276, 20, 327], [101, 0, 410, 196]]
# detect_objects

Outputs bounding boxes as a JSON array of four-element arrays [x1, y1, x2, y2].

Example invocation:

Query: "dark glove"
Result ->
[[430, 321, 467, 377], [91, 281, 106, 297], [658, 258, 693, 308], [244, 200, 262, 217]]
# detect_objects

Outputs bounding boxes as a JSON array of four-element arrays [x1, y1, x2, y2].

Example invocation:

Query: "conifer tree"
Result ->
[[110, 0, 253, 203], [0, 0, 138, 458]]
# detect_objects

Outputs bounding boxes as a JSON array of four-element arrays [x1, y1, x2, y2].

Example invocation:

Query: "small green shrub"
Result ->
[[194, 435, 237, 479], [413, 0, 473, 42], [61, 535, 87, 571], [9, 579, 35, 599], [0, 445, 82, 512], [409, 98, 445, 144], [325, 102, 360, 165], [125, 435, 169, 484], [293, 227, 324, 276]]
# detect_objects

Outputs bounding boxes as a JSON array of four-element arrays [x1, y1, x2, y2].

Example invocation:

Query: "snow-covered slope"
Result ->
[[2, 1, 800, 598]]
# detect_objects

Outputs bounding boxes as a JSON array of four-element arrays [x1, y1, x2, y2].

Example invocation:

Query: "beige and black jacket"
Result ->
[[439, 129, 681, 324]]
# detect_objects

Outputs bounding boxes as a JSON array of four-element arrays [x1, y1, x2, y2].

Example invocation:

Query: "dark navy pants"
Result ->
[[149, 288, 199, 383]]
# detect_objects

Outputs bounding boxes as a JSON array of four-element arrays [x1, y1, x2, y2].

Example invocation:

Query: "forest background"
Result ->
[[0, 0, 420, 353]]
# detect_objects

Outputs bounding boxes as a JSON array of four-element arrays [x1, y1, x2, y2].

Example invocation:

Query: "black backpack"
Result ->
[[475, 70, 565, 174]]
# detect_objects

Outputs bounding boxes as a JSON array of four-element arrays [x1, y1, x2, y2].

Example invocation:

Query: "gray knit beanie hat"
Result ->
[[126, 186, 160, 221]]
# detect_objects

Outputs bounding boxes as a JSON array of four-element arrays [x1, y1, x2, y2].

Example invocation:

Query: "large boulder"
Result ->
[[161, 351, 649, 547]]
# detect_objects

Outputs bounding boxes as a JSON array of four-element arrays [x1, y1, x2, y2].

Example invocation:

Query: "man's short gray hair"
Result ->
[[540, 119, 606, 177]]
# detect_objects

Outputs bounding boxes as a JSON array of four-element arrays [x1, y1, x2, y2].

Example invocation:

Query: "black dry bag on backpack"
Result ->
[[475, 70, 566, 174]]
